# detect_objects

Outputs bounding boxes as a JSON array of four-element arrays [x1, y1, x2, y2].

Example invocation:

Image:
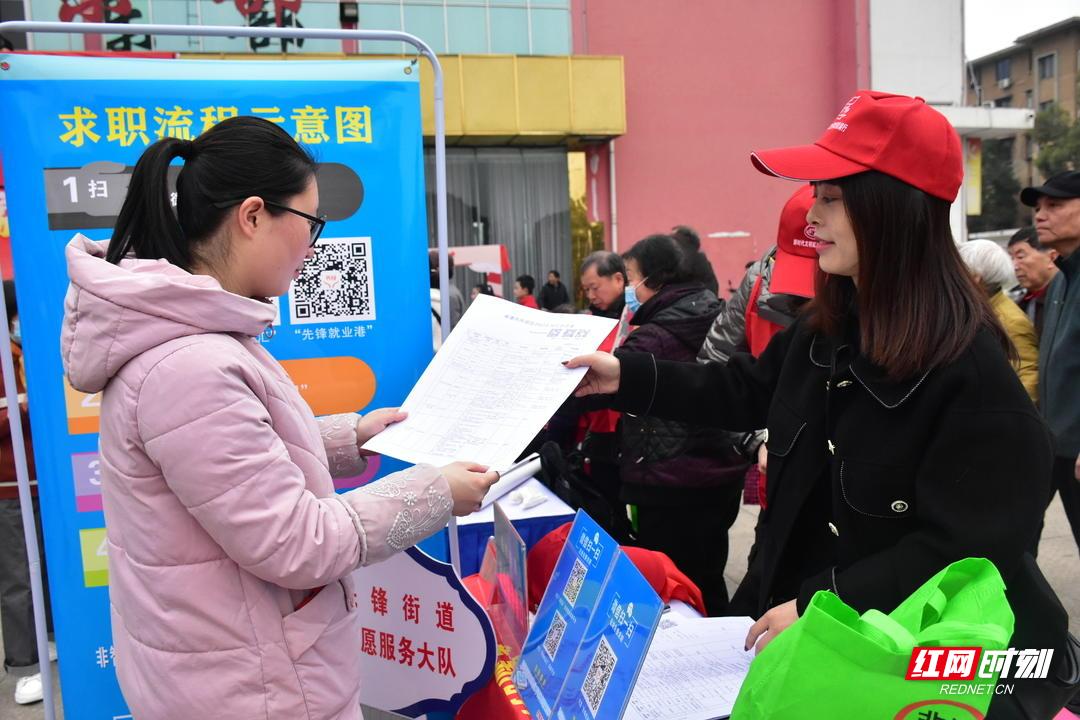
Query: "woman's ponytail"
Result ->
[[106, 137, 191, 267], [106, 117, 314, 271]]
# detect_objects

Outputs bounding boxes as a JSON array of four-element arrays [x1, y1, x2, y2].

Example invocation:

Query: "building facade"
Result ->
[[0, 0, 1008, 298], [1, 0, 623, 300], [967, 17, 1080, 188]]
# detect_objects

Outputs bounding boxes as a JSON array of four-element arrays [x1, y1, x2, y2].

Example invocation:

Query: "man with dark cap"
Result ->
[[1020, 171, 1080, 553]]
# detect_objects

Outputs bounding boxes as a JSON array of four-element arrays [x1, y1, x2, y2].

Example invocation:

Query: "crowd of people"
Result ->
[[560, 91, 1078, 716], [1, 90, 1077, 718]]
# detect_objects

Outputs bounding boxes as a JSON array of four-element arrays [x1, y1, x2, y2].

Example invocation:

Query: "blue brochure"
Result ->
[[552, 551, 664, 720], [516, 511, 620, 720]]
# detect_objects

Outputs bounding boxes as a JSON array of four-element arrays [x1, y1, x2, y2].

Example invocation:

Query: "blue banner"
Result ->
[[0, 53, 431, 720]]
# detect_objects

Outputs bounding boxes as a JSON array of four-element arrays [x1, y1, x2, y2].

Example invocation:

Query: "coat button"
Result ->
[[891, 500, 909, 513], [828, 522, 839, 536]]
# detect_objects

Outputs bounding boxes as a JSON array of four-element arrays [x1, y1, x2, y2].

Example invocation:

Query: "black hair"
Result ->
[[107, 116, 316, 270], [671, 224, 719, 295], [551, 303, 578, 314], [473, 283, 495, 296], [548, 269, 561, 279], [670, 225, 701, 252], [622, 234, 692, 290], [1007, 226, 1047, 251], [579, 251, 626, 282], [3, 279, 16, 319], [516, 274, 536, 294], [427, 249, 457, 289], [807, 171, 1011, 379]]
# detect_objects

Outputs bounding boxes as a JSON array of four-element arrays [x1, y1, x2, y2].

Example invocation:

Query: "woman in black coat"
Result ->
[[567, 91, 1052, 655], [618, 234, 749, 615]]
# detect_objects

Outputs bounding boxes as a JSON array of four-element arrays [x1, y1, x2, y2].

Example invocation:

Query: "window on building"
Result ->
[[27, 0, 573, 55], [1026, 89, 1034, 108], [1039, 100, 1056, 112], [995, 58, 1011, 81], [993, 96, 1012, 107], [1038, 53, 1056, 79], [423, 147, 572, 305], [361, 0, 572, 56]]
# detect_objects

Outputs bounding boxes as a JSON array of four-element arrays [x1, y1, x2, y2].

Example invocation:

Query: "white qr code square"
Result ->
[[542, 610, 568, 660], [289, 236, 375, 325], [581, 635, 618, 717], [563, 558, 587, 606]]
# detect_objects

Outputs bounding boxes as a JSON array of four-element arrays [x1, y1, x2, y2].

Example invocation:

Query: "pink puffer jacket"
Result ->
[[61, 235, 452, 720]]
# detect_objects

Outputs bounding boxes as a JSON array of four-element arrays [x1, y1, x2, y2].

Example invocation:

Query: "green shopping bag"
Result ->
[[730, 558, 1014, 719]]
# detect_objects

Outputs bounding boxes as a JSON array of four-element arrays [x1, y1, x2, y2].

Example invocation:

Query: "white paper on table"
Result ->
[[623, 613, 755, 720], [362, 294, 617, 471], [457, 478, 570, 526], [479, 454, 541, 508]]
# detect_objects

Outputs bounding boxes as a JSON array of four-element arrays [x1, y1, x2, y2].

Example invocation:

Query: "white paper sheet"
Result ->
[[478, 454, 541, 508], [623, 613, 755, 720], [362, 294, 617, 471]]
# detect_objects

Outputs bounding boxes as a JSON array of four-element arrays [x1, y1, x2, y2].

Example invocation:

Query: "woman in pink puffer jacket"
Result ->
[[60, 116, 498, 720]]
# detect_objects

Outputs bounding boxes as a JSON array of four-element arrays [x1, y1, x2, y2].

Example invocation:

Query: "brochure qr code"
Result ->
[[581, 635, 618, 716], [289, 236, 375, 324], [563, 558, 587, 606], [543, 610, 568, 660]]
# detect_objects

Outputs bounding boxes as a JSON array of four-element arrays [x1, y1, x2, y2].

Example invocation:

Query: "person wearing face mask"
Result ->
[[623, 273, 643, 313], [566, 93, 1055, 682], [61, 117, 499, 720], [615, 234, 746, 615]]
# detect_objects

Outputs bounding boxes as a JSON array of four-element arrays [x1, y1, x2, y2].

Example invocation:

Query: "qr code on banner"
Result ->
[[543, 610, 568, 660], [582, 636, 618, 716], [563, 558, 587, 606], [289, 237, 375, 325]]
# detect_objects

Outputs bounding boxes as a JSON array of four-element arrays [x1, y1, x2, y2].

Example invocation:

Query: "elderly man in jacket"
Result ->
[[1021, 171, 1080, 553]]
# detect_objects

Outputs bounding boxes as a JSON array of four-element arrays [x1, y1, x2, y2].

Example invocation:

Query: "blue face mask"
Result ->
[[624, 281, 645, 313]]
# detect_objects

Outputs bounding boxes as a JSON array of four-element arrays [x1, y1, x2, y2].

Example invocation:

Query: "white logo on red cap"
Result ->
[[791, 225, 821, 249], [835, 95, 861, 120], [828, 95, 861, 133]]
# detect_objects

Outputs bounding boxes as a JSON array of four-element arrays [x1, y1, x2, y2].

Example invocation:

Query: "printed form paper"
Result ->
[[362, 294, 617, 470], [623, 613, 755, 720]]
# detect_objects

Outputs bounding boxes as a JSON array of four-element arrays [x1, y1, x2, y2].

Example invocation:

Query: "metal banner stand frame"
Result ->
[[0, 20, 458, 720]]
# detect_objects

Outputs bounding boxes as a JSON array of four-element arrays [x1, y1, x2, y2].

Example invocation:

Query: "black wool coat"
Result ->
[[611, 316, 1053, 618]]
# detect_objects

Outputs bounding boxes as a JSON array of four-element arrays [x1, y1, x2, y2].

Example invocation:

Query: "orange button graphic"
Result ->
[[280, 356, 376, 415], [64, 377, 101, 435]]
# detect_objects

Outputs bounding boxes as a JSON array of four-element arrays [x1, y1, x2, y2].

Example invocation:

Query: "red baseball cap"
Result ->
[[770, 184, 820, 298], [750, 91, 962, 202]]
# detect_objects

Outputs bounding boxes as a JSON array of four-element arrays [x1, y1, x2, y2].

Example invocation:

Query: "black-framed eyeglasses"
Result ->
[[265, 201, 326, 247], [212, 199, 326, 247]]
